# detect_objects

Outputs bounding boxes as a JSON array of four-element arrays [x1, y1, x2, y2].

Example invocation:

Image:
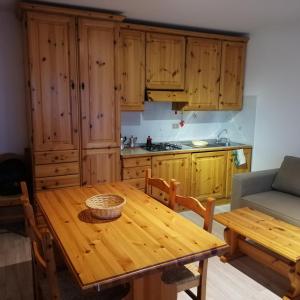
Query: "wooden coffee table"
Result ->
[[214, 207, 300, 300]]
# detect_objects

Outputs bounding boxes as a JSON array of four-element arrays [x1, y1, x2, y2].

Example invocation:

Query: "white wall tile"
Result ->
[[121, 98, 256, 145]]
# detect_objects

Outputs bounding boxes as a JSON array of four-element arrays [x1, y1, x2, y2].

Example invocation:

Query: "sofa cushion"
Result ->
[[241, 191, 300, 227], [272, 156, 300, 197]]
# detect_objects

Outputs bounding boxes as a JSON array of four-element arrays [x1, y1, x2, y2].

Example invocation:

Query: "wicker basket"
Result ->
[[85, 194, 126, 220]]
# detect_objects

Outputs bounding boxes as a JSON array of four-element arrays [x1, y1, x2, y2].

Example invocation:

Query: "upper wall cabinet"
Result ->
[[79, 18, 120, 149], [184, 38, 221, 110], [146, 33, 185, 90], [119, 29, 145, 111], [219, 41, 246, 110], [27, 12, 79, 151]]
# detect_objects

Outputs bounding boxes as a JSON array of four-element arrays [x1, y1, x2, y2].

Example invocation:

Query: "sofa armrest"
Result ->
[[231, 169, 279, 210]]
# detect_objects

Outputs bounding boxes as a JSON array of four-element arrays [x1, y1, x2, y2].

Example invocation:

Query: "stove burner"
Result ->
[[142, 143, 182, 152]]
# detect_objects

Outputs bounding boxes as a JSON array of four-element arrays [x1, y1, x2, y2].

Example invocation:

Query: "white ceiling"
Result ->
[[3, 0, 300, 33]]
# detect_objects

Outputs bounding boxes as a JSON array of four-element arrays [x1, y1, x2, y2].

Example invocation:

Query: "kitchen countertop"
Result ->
[[121, 141, 252, 158]]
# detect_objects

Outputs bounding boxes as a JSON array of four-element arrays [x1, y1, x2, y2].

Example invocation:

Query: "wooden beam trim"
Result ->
[[238, 238, 292, 278]]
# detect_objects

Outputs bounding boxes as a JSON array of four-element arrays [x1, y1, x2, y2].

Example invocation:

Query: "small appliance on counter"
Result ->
[[128, 136, 137, 148], [120, 136, 127, 150], [120, 135, 138, 149]]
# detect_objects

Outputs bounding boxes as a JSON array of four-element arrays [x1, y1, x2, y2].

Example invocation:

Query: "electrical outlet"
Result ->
[[172, 123, 179, 129]]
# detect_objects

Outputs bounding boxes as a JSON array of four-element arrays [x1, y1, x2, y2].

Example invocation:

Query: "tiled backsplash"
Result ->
[[121, 96, 257, 145]]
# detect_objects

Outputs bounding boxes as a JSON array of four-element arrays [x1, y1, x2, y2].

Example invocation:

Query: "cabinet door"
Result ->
[[146, 33, 185, 90], [185, 38, 221, 110], [82, 148, 120, 185], [119, 30, 145, 111], [191, 151, 228, 200], [79, 19, 120, 149], [151, 154, 191, 205], [226, 148, 252, 197], [219, 41, 246, 110], [27, 12, 79, 151]]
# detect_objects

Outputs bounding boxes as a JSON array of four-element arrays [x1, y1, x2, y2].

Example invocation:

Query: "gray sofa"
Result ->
[[232, 162, 300, 227]]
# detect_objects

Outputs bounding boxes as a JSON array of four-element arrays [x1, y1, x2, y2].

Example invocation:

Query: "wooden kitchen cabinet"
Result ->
[[121, 156, 151, 190], [23, 8, 123, 193], [27, 12, 79, 152], [26, 12, 80, 190], [219, 41, 246, 110], [174, 38, 247, 111], [79, 18, 120, 149], [183, 38, 222, 110], [226, 148, 252, 197], [151, 154, 191, 206], [82, 148, 121, 185], [191, 151, 228, 201], [35, 175, 80, 191], [119, 29, 145, 111], [146, 33, 185, 90]]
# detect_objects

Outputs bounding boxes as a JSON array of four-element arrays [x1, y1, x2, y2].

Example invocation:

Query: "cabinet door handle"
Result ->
[[71, 80, 75, 90], [81, 82, 85, 90]]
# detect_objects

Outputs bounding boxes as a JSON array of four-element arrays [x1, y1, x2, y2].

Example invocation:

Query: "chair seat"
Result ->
[[161, 262, 200, 290], [40, 269, 129, 300]]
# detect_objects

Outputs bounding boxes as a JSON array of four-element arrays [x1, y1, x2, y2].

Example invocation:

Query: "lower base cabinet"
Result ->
[[122, 147, 252, 205], [191, 151, 228, 201], [121, 156, 151, 190], [151, 154, 191, 206], [82, 148, 121, 185]]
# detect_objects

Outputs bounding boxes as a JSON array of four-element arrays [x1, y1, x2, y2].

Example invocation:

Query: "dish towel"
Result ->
[[233, 149, 246, 167]]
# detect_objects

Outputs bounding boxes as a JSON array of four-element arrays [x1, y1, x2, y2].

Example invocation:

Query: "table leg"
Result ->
[[286, 261, 300, 299], [124, 271, 177, 300], [220, 227, 243, 262]]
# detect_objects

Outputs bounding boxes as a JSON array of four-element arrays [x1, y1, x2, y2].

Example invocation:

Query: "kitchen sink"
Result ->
[[180, 140, 244, 148]]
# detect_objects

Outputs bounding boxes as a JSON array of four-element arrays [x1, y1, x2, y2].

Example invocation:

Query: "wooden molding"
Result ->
[[18, 3, 248, 43], [17, 2, 125, 21], [121, 22, 249, 42]]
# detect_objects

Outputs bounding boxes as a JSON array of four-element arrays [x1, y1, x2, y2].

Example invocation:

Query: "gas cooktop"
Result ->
[[141, 142, 187, 152]]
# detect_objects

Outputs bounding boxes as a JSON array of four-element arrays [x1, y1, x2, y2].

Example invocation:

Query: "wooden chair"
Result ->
[[161, 181, 216, 300], [144, 168, 177, 207], [23, 202, 130, 300]]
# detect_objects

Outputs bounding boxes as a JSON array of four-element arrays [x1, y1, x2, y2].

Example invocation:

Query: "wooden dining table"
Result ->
[[36, 181, 228, 299]]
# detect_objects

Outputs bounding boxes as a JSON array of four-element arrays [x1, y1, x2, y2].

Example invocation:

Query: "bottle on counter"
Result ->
[[146, 136, 152, 149]]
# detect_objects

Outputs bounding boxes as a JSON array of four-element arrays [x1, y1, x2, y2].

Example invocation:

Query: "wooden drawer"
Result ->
[[35, 175, 80, 191], [122, 156, 151, 168], [122, 166, 148, 180], [35, 162, 79, 178], [35, 150, 79, 165], [123, 178, 145, 190]]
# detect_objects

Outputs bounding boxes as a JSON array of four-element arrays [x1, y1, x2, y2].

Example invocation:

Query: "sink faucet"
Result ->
[[216, 129, 230, 145]]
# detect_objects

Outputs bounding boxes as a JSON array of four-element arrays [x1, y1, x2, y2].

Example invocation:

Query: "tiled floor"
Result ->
[[0, 205, 289, 300]]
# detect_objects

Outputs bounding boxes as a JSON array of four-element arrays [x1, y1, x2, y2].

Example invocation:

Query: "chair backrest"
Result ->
[[145, 168, 177, 206], [20, 181, 30, 205], [24, 203, 60, 300], [20, 181, 32, 236], [169, 181, 215, 232]]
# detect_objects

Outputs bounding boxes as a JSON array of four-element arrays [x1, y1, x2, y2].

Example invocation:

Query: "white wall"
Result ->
[[0, 9, 28, 154], [245, 20, 300, 170], [121, 96, 256, 145]]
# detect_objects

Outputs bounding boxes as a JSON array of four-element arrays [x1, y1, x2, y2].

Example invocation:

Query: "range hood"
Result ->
[[146, 90, 189, 103]]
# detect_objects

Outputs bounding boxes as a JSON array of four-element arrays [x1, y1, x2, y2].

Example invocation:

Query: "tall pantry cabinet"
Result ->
[[79, 19, 121, 185], [22, 6, 122, 191]]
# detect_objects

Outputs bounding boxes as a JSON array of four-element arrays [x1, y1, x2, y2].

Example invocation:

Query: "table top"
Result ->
[[37, 182, 227, 290], [214, 207, 300, 262]]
